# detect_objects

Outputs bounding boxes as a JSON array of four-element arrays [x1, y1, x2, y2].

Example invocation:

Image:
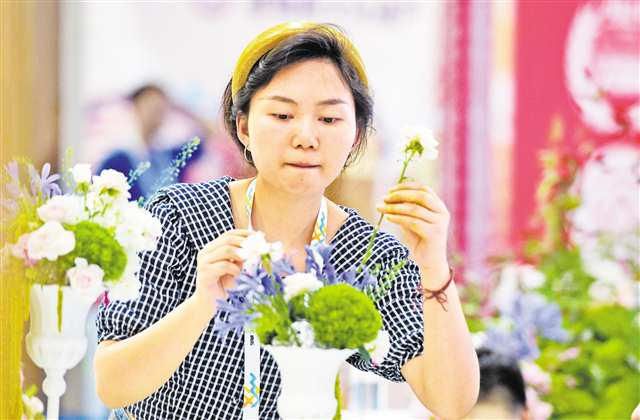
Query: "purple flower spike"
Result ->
[[39, 163, 62, 198], [27, 162, 61, 199]]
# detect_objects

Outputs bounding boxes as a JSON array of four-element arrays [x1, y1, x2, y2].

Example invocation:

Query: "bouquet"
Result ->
[[1, 160, 162, 328], [214, 235, 396, 361]]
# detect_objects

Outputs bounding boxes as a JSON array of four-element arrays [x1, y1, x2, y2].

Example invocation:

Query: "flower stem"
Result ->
[[358, 151, 416, 272]]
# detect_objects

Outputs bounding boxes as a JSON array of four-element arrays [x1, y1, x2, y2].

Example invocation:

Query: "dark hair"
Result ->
[[222, 24, 374, 168], [477, 348, 527, 410], [128, 84, 167, 103]]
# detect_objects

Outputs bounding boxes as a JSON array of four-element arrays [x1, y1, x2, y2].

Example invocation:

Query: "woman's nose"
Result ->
[[292, 117, 319, 150]]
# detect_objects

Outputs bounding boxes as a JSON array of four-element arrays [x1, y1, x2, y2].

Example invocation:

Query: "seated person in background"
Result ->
[[465, 348, 528, 420], [98, 84, 204, 201]]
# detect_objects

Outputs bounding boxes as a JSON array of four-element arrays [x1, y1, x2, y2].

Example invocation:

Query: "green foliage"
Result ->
[[289, 293, 309, 321], [56, 221, 128, 282], [365, 260, 406, 304], [252, 294, 300, 346], [307, 284, 381, 349]]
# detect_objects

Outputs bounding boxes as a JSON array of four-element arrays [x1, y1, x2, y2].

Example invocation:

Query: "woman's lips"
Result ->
[[286, 163, 320, 169]]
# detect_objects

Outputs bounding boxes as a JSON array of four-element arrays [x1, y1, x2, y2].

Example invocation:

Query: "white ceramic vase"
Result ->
[[266, 345, 355, 420], [25, 284, 95, 420]]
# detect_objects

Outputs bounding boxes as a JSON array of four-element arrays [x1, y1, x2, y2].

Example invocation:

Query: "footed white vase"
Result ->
[[266, 345, 355, 419], [25, 284, 95, 420]]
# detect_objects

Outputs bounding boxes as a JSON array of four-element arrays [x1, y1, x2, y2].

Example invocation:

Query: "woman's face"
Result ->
[[236, 58, 359, 196]]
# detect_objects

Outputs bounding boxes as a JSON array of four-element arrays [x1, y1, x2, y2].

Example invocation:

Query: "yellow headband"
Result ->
[[231, 21, 369, 100]]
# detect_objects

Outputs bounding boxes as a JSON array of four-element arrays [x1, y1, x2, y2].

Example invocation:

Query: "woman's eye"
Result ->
[[271, 114, 291, 120], [320, 117, 339, 124]]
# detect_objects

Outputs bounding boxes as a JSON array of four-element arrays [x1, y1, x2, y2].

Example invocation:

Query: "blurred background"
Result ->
[[2, 1, 638, 419]]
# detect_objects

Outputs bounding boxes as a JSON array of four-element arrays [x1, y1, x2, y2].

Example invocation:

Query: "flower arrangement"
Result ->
[[1, 160, 162, 330], [214, 236, 392, 361], [1, 139, 201, 420]]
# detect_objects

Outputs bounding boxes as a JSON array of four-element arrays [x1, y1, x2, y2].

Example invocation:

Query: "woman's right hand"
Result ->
[[192, 229, 252, 314]]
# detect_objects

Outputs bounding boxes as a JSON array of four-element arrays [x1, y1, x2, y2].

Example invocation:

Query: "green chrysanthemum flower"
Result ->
[[58, 221, 127, 281], [307, 284, 381, 349]]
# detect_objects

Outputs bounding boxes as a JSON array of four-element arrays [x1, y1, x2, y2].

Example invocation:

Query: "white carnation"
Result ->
[[70, 163, 92, 184], [107, 254, 141, 301], [115, 202, 162, 252], [282, 272, 323, 301], [37, 195, 85, 224], [366, 330, 391, 365], [238, 231, 283, 269], [66, 257, 105, 302], [91, 169, 131, 201], [401, 124, 439, 160], [27, 221, 75, 261]]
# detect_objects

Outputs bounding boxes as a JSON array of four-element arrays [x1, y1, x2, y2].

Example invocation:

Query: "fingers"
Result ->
[[384, 214, 426, 236], [384, 184, 448, 214], [376, 202, 437, 223], [202, 245, 244, 264], [201, 229, 253, 253]]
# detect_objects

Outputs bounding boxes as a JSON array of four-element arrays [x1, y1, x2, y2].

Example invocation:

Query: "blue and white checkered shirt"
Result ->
[[96, 176, 425, 419]]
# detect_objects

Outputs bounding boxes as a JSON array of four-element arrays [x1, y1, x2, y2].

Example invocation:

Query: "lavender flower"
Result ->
[[28, 163, 61, 199], [486, 292, 569, 361], [304, 244, 336, 284], [213, 299, 258, 338], [506, 293, 569, 343]]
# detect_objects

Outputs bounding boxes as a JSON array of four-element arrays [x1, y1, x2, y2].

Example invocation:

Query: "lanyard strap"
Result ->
[[242, 178, 328, 418]]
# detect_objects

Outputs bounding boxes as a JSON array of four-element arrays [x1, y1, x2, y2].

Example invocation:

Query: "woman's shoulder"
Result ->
[[145, 177, 236, 248], [333, 205, 409, 262], [154, 176, 235, 206]]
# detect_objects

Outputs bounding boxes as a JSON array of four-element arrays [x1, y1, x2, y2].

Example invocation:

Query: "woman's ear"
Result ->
[[236, 112, 250, 147]]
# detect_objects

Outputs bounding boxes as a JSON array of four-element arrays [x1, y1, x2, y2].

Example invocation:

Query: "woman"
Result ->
[[95, 22, 479, 419]]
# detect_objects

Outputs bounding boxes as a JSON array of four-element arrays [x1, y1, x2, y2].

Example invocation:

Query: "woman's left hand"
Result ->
[[376, 182, 450, 276]]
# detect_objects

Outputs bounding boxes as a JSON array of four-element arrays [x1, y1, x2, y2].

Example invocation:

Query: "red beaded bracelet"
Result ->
[[418, 267, 454, 311]]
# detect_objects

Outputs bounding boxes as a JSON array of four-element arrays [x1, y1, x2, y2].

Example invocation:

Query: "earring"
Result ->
[[243, 142, 253, 164]]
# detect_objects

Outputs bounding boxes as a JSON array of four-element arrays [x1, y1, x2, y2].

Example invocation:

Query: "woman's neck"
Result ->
[[250, 176, 323, 249]]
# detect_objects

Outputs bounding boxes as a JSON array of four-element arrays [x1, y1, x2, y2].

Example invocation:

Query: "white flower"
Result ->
[[37, 195, 85, 224], [66, 257, 105, 302], [291, 320, 315, 348], [115, 202, 162, 252], [366, 330, 391, 365], [107, 278, 141, 301], [91, 169, 131, 201], [107, 254, 141, 301], [282, 272, 323, 301], [401, 124, 439, 160], [518, 265, 546, 289], [583, 258, 629, 285], [583, 257, 638, 308], [22, 394, 44, 417], [70, 163, 92, 185], [238, 231, 283, 269], [493, 268, 520, 313], [27, 221, 75, 261]]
